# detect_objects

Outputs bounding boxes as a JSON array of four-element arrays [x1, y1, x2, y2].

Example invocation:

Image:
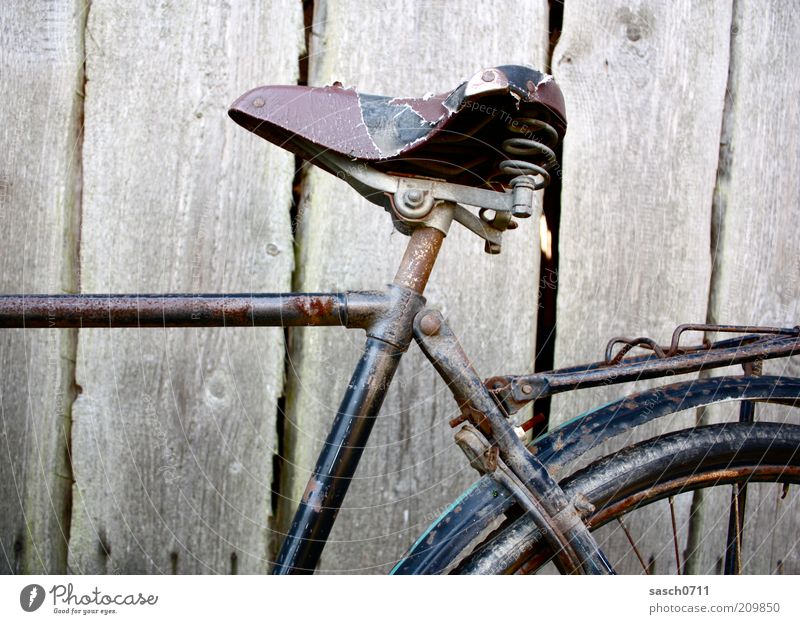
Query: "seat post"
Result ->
[[392, 226, 445, 294]]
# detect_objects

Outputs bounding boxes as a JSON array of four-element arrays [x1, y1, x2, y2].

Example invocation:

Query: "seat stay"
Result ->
[[412, 309, 615, 575]]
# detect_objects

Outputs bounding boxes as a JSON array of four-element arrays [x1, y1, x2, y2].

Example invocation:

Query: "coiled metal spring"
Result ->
[[497, 115, 559, 190]]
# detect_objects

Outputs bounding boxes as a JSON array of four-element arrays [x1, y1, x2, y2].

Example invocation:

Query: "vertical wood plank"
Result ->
[[281, 0, 549, 573], [68, 0, 302, 573], [0, 0, 85, 573], [686, 0, 800, 575], [550, 0, 732, 573]]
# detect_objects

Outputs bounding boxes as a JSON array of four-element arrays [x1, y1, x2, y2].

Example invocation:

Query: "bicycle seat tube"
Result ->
[[273, 227, 444, 574]]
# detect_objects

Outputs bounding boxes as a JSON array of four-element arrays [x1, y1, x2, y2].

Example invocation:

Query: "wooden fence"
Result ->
[[1, 0, 798, 574]]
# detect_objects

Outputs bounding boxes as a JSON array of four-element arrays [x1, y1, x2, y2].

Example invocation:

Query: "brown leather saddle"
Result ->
[[229, 65, 566, 190]]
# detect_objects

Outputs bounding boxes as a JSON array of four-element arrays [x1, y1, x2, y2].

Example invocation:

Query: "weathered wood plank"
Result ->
[[685, 0, 800, 575], [550, 0, 732, 573], [68, 0, 301, 573], [281, 0, 549, 572], [0, 0, 84, 573]]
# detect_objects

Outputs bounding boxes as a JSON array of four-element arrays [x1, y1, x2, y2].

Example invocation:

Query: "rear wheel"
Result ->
[[455, 422, 800, 574]]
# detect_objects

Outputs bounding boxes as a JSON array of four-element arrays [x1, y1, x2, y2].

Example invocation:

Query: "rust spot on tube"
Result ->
[[292, 295, 335, 325]]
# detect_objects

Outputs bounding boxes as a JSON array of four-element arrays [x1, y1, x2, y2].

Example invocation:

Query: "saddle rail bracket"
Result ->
[[330, 154, 541, 254]]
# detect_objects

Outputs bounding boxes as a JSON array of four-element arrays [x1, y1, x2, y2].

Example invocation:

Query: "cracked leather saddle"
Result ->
[[229, 65, 566, 189]]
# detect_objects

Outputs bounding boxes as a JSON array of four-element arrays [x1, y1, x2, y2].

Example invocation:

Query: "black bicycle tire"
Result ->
[[455, 421, 800, 574]]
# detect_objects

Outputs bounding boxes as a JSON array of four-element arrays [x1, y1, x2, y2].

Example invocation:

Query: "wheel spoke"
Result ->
[[724, 394, 756, 574], [617, 517, 649, 574], [668, 496, 682, 574], [724, 483, 748, 574]]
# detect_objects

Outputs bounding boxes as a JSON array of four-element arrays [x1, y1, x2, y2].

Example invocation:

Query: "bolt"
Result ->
[[419, 313, 441, 336], [404, 189, 424, 207], [252, 97, 265, 108], [572, 493, 595, 516], [521, 383, 534, 395], [481, 70, 495, 82]]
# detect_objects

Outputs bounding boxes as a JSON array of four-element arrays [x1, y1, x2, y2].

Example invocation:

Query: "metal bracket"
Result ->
[[455, 425, 498, 475], [326, 153, 541, 254]]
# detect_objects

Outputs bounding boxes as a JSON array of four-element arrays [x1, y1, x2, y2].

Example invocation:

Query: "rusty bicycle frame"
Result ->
[[1, 225, 798, 574], [2, 64, 799, 575]]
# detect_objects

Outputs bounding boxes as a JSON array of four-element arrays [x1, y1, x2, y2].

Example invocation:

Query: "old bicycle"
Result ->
[[2, 65, 798, 574]]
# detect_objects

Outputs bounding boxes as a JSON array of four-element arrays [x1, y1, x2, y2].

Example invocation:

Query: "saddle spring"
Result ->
[[479, 112, 560, 235], [497, 113, 560, 191]]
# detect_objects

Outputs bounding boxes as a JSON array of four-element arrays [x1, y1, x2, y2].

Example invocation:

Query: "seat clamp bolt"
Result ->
[[405, 189, 424, 207]]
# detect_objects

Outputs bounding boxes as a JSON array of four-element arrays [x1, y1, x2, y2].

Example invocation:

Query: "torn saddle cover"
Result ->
[[229, 65, 567, 190]]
